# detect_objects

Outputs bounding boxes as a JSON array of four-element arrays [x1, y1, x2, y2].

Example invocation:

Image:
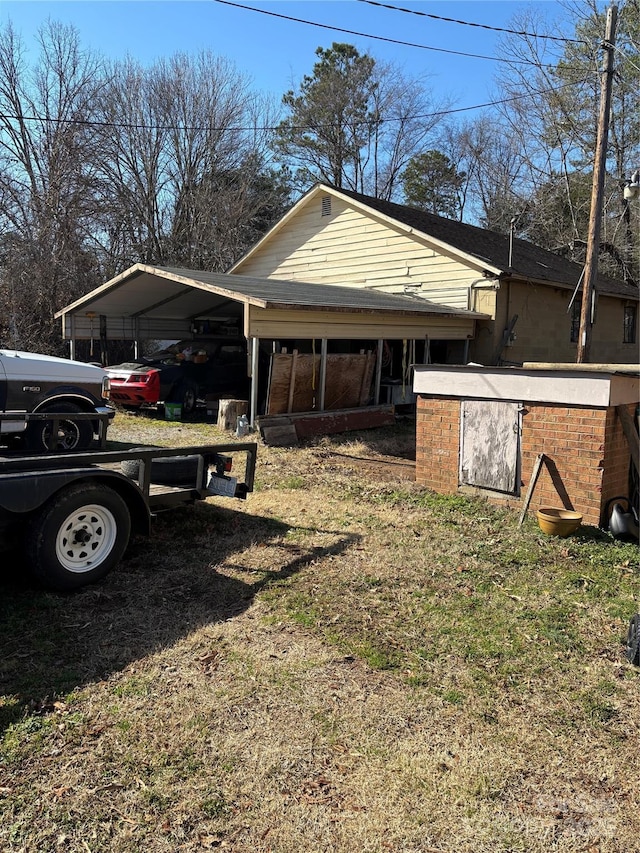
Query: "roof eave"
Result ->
[[260, 299, 487, 318], [502, 270, 639, 300]]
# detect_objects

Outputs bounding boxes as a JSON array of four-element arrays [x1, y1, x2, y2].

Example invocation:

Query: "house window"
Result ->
[[321, 196, 331, 217], [623, 304, 637, 344], [570, 299, 581, 343]]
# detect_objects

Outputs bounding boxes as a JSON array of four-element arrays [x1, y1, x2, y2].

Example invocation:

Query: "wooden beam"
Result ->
[[287, 351, 298, 413], [258, 405, 396, 444], [518, 453, 546, 527]]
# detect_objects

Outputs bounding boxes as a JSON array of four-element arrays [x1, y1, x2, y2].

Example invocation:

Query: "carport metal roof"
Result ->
[[56, 263, 485, 343]]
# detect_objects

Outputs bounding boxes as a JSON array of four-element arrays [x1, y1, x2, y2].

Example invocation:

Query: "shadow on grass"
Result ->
[[0, 502, 359, 733]]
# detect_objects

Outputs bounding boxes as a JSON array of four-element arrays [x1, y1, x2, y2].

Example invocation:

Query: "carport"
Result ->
[[56, 264, 485, 426]]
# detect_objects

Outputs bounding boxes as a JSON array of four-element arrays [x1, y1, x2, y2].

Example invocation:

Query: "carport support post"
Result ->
[[67, 314, 76, 360], [319, 339, 328, 411], [249, 337, 259, 427], [374, 338, 383, 405], [133, 319, 141, 360]]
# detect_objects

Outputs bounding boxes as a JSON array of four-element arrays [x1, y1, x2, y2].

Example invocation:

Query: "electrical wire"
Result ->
[[610, 43, 640, 73], [355, 0, 587, 45], [211, 0, 562, 69], [0, 76, 595, 134]]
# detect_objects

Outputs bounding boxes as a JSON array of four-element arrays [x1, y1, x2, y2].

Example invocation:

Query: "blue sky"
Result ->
[[0, 1, 582, 117]]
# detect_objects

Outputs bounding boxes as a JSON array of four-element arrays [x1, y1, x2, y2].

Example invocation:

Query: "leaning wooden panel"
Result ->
[[324, 353, 374, 409], [289, 354, 322, 412], [265, 353, 294, 415], [266, 353, 376, 414]]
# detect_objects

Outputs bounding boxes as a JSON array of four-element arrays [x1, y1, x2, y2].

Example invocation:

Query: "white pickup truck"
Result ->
[[0, 348, 114, 451]]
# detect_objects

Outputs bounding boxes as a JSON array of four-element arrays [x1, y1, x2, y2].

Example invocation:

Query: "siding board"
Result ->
[[247, 306, 474, 340], [234, 196, 482, 310]]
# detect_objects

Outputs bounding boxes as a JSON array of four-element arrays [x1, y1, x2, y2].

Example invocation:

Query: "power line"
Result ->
[[611, 42, 640, 73], [356, 0, 587, 45], [0, 78, 593, 134], [211, 0, 563, 69]]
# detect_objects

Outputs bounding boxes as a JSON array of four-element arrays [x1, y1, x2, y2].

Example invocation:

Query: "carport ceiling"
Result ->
[[56, 263, 484, 340]]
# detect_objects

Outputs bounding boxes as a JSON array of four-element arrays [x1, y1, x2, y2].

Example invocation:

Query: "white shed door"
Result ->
[[459, 400, 520, 493]]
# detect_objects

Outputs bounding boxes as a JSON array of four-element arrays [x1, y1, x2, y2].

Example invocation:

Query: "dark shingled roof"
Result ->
[[158, 266, 482, 316], [333, 187, 638, 301]]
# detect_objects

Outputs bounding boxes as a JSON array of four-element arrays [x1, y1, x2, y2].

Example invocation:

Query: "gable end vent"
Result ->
[[321, 196, 332, 217]]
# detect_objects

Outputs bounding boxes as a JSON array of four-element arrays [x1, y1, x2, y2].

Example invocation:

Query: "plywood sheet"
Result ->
[[266, 352, 376, 415], [460, 400, 520, 493]]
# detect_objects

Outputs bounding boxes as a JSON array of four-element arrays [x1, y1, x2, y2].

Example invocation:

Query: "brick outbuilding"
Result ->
[[413, 364, 639, 527]]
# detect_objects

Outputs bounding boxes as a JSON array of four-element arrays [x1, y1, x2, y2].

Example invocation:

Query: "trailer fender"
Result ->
[[0, 469, 151, 536]]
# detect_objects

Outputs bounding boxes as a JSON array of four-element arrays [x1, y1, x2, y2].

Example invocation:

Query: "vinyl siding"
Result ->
[[233, 196, 488, 311], [245, 306, 475, 341]]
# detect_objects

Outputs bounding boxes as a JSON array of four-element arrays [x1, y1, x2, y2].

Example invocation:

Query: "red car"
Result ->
[[107, 340, 249, 414]]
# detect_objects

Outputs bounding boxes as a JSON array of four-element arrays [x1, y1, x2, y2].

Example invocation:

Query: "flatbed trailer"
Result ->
[[0, 425, 257, 590]]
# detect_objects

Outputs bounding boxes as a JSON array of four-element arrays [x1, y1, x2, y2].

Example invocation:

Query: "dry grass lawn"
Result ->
[[1, 411, 639, 852]]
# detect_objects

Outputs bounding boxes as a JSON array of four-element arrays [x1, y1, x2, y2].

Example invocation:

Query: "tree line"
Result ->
[[0, 0, 637, 354]]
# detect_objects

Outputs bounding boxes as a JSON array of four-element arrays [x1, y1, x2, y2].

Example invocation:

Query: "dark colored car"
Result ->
[[106, 339, 249, 414], [0, 348, 114, 451]]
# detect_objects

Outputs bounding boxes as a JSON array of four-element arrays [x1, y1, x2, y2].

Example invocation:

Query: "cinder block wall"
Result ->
[[416, 396, 635, 526]]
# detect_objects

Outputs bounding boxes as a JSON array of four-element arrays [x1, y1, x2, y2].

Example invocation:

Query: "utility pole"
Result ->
[[576, 3, 618, 363]]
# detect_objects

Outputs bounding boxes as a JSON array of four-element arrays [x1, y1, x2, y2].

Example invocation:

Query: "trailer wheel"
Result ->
[[26, 483, 131, 590], [26, 402, 93, 452]]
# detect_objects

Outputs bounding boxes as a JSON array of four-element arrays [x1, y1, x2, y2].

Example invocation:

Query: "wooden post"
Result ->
[[577, 4, 618, 363], [287, 352, 298, 413], [518, 453, 546, 527], [250, 337, 259, 427], [358, 352, 373, 405], [374, 339, 383, 405]]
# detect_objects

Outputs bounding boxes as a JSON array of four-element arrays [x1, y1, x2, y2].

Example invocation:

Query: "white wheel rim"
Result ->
[[55, 504, 118, 573]]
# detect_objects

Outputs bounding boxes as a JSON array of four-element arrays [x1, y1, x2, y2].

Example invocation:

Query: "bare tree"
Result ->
[[494, 0, 639, 278], [0, 20, 104, 353], [95, 52, 290, 274], [437, 117, 530, 231]]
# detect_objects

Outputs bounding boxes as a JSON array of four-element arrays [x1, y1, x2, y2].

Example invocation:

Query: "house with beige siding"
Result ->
[[230, 184, 639, 366]]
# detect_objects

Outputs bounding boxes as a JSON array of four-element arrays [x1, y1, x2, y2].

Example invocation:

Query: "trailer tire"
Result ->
[[26, 402, 93, 452], [26, 483, 131, 590], [121, 455, 202, 486]]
